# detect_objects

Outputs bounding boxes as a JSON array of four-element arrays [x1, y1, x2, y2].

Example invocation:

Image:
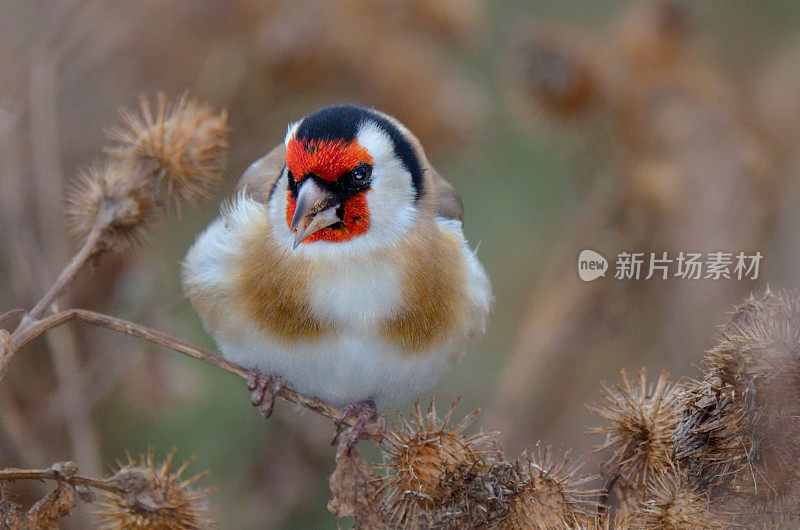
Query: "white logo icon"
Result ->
[[578, 250, 608, 282]]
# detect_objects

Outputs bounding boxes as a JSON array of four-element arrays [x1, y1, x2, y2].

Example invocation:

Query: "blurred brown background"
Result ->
[[2, 1, 800, 527]]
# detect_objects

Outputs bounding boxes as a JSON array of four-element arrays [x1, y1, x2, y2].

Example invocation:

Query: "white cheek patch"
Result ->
[[356, 121, 417, 247]]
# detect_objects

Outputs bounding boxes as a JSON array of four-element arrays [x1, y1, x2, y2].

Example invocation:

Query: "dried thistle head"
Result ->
[[618, 467, 728, 530], [419, 460, 519, 529], [66, 159, 155, 251], [673, 289, 800, 505], [380, 398, 498, 526], [589, 370, 681, 493], [96, 448, 214, 530], [66, 94, 227, 252], [28, 481, 76, 528], [108, 93, 228, 208], [501, 445, 598, 530], [406, 446, 594, 529]]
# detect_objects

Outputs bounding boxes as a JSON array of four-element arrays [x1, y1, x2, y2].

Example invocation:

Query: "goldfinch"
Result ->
[[182, 104, 491, 439]]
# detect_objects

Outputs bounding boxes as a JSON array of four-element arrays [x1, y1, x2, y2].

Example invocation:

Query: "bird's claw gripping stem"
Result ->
[[247, 370, 284, 419], [334, 400, 386, 450]]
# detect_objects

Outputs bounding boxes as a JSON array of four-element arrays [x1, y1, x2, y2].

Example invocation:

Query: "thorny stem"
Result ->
[[0, 464, 123, 494], [4, 308, 384, 441]]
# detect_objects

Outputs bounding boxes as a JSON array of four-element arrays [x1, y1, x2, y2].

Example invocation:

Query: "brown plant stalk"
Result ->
[[3, 308, 384, 440], [26, 203, 104, 322], [0, 463, 123, 495]]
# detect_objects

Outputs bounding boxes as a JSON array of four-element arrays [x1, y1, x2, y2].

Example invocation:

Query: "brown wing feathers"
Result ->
[[428, 166, 464, 224], [236, 143, 287, 203]]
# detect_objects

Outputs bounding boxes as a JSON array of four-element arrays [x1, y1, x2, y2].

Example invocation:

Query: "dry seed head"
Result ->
[[619, 467, 727, 529], [414, 447, 595, 529], [673, 289, 800, 504], [66, 94, 227, 252], [502, 445, 598, 530], [589, 369, 681, 491], [29, 481, 76, 528], [96, 448, 215, 530], [66, 159, 154, 251], [107, 93, 228, 208], [381, 398, 498, 526], [419, 460, 519, 529]]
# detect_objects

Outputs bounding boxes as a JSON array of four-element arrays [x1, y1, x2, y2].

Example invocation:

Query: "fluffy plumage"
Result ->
[[183, 104, 491, 409]]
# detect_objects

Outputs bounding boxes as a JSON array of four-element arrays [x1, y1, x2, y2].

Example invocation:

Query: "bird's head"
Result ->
[[272, 104, 425, 255]]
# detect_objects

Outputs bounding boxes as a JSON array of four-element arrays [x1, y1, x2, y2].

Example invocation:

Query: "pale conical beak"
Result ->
[[289, 179, 340, 249]]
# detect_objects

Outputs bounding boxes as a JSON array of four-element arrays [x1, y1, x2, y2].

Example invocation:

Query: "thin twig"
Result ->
[[25, 225, 102, 322], [0, 465, 122, 494], [0, 309, 27, 327], [6, 308, 385, 441]]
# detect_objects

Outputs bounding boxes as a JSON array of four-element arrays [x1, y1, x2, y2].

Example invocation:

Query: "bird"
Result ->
[[182, 104, 492, 443]]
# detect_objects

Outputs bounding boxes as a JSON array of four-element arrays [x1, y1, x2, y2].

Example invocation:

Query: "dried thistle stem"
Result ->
[[5, 308, 384, 441], [0, 464, 123, 495], [24, 222, 102, 322]]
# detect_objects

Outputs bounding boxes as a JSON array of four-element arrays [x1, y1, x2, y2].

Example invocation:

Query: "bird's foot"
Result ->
[[334, 399, 386, 450], [247, 369, 284, 419]]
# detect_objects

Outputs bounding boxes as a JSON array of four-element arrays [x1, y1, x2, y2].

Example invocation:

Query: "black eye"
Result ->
[[285, 168, 298, 194], [351, 164, 372, 183]]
